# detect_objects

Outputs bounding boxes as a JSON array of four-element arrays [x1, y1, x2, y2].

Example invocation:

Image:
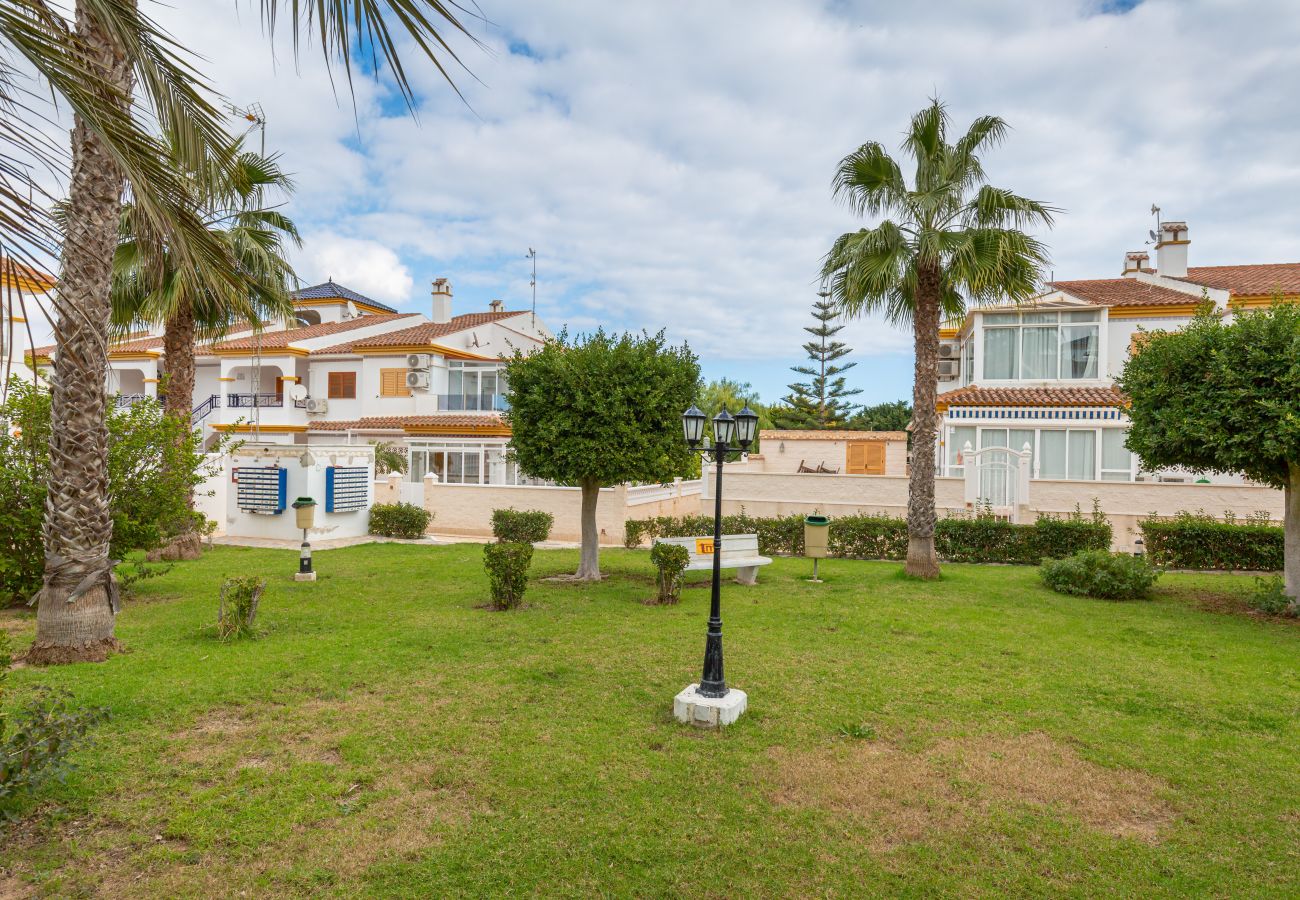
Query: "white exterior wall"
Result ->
[[223, 442, 375, 540]]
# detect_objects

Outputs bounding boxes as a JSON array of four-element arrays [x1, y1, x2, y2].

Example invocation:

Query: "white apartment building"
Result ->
[[935, 220, 1300, 486], [28, 277, 554, 486]]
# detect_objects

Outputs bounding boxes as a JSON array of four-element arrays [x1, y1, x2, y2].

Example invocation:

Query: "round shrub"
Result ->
[[368, 502, 431, 539], [649, 541, 690, 604], [491, 508, 554, 544], [1040, 550, 1159, 601], [484, 541, 533, 610]]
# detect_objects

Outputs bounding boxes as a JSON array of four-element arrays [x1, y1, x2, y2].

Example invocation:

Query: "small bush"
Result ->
[[217, 577, 265, 640], [484, 541, 533, 610], [491, 508, 554, 544], [369, 502, 431, 539], [649, 542, 690, 604], [0, 633, 107, 818], [1140, 511, 1283, 571], [1040, 550, 1159, 600], [1247, 576, 1296, 617]]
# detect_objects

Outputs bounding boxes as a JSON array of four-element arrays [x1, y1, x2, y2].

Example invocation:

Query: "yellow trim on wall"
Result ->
[[938, 328, 959, 340], [1229, 294, 1300, 309], [351, 343, 498, 361], [108, 351, 161, 361], [211, 347, 310, 358], [402, 424, 513, 437], [293, 298, 395, 316], [217, 377, 236, 382], [210, 424, 309, 434], [142, 378, 160, 384], [1106, 304, 1200, 319]]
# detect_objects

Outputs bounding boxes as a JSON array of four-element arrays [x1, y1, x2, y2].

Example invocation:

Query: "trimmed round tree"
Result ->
[[503, 329, 700, 580], [1118, 302, 1300, 607]]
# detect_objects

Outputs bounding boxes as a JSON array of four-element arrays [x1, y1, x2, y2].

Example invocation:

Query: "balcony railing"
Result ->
[[227, 392, 283, 408], [437, 393, 509, 412], [191, 394, 220, 426], [113, 393, 154, 408]]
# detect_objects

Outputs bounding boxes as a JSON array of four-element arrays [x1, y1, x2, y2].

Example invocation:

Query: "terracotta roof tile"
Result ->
[[759, 429, 908, 441], [338, 310, 528, 352], [31, 334, 167, 358], [211, 314, 418, 352], [1173, 263, 1300, 296], [1051, 278, 1198, 308], [936, 384, 1126, 409], [307, 414, 507, 431]]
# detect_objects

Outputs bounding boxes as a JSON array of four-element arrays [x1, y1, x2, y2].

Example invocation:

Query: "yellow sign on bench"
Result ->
[[695, 538, 714, 555]]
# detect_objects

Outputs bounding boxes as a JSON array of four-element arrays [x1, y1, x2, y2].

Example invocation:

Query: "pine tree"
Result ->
[[773, 297, 862, 429]]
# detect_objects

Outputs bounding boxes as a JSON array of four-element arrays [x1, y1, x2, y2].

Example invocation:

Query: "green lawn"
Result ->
[[2, 545, 1298, 897]]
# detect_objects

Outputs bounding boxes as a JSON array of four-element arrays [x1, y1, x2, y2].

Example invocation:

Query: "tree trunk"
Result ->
[[905, 263, 942, 579], [162, 296, 196, 421], [1286, 463, 1300, 612], [575, 477, 602, 580], [25, 2, 131, 665], [154, 296, 202, 560]]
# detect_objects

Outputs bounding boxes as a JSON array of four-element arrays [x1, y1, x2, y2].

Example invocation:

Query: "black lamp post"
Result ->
[[682, 402, 759, 698]]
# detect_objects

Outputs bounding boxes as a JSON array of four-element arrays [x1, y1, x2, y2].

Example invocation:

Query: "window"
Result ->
[[327, 371, 356, 399], [981, 310, 1099, 381], [947, 426, 976, 476], [380, 368, 410, 397], [447, 361, 507, 410], [1037, 428, 1097, 480], [408, 440, 550, 486], [1101, 429, 1133, 481]]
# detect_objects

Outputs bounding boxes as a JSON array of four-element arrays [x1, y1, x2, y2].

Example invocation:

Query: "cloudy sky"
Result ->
[[144, 0, 1300, 405]]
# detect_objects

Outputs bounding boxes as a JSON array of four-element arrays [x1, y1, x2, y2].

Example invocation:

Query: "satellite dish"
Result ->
[[1149, 230, 1159, 242], [289, 384, 309, 402], [345, 300, 358, 319]]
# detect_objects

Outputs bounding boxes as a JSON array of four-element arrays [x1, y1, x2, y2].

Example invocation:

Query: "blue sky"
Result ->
[[151, 0, 1300, 408]]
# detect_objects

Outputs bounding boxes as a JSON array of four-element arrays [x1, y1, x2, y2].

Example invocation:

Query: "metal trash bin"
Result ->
[[804, 515, 830, 558], [292, 497, 317, 531]]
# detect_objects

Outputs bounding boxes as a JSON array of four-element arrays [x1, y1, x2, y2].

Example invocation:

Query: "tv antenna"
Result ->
[[1147, 203, 1162, 244], [526, 247, 537, 328], [226, 102, 266, 155]]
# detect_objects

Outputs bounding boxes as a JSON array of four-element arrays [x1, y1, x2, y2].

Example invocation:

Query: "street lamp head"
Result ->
[[735, 405, 759, 449], [682, 405, 706, 447], [712, 407, 736, 446]]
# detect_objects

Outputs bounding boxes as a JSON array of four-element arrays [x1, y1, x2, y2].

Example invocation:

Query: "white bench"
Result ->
[[654, 533, 772, 585]]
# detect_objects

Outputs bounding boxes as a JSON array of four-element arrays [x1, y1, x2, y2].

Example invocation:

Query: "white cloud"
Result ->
[[145, 0, 1300, 402], [296, 234, 415, 304]]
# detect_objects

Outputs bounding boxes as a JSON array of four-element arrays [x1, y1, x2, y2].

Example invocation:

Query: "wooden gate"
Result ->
[[846, 441, 886, 475]]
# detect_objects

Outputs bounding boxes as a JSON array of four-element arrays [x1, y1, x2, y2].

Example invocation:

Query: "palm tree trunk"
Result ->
[[150, 295, 203, 561], [162, 296, 196, 421], [905, 263, 942, 579], [575, 477, 602, 580], [26, 1, 131, 665]]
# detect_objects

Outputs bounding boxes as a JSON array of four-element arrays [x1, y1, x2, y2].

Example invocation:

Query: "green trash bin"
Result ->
[[804, 515, 830, 559]]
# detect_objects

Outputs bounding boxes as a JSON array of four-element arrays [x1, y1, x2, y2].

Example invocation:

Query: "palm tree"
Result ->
[[112, 139, 300, 425], [822, 99, 1055, 579], [4, 1, 473, 664]]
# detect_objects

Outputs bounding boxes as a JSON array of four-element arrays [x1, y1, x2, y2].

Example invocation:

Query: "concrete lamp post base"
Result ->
[[294, 572, 317, 582], [674, 684, 747, 728]]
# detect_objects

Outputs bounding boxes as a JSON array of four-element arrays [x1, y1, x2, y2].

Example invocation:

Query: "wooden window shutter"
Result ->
[[847, 441, 885, 475], [380, 368, 410, 398], [328, 371, 356, 399]]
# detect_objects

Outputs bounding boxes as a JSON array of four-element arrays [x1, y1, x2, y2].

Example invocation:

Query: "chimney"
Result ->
[[1122, 250, 1150, 277], [488, 298, 504, 313], [431, 278, 452, 324], [1155, 221, 1189, 278]]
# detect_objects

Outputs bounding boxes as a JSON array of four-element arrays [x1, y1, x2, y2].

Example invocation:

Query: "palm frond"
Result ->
[[831, 142, 906, 218], [259, 0, 483, 109], [965, 185, 1059, 230]]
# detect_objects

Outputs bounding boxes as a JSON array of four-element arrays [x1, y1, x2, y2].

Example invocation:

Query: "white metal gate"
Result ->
[[960, 441, 1032, 522], [400, 480, 426, 506]]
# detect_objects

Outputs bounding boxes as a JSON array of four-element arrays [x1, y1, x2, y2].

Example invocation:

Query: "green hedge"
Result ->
[[491, 508, 554, 544], [627, 511, 1111, 565], [1140, 513, 1283, 571], [369, 502, 431, 539]]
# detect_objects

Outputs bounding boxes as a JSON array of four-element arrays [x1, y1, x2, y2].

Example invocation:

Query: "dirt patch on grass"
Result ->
[[1166, 587, 1300, 625], [769, 731, 1174, 851]]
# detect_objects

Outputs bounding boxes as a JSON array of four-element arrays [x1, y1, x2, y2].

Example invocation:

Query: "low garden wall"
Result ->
[[701, 471, 1284, 553], [412, 479, 702, 543]]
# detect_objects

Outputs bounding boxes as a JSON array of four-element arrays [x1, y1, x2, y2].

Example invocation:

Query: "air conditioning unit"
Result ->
[[406, 370, 431, 390], [938, 341, 960, 359], [304, 397, 329, 414], [406, 352, 432, 369], [937, 359, 960, 379]]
